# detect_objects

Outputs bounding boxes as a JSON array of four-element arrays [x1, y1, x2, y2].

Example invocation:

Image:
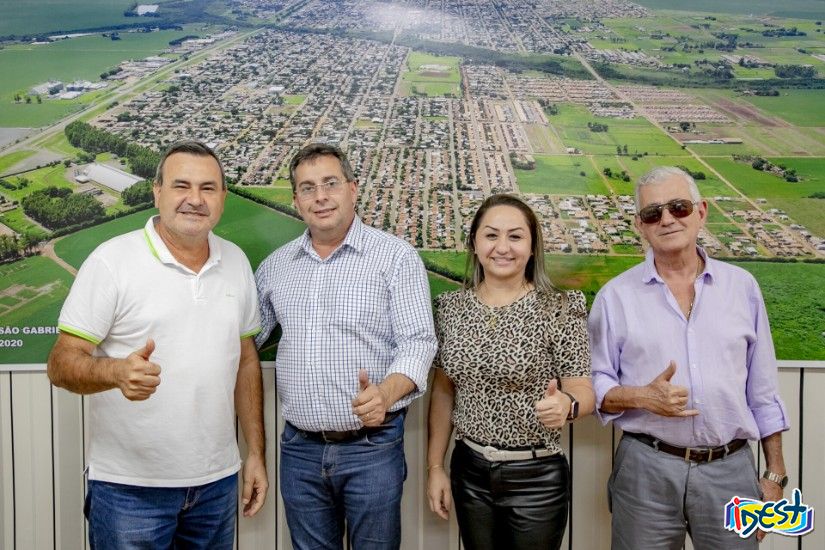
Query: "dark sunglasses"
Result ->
[[637, 199, 698, 224]]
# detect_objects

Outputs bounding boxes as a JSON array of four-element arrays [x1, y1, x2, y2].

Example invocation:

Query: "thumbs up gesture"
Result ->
[[643, 361, 700, 417], [535, 378, 568, 430], [352, 368, 389, 427], [117, 338, 161, 401]]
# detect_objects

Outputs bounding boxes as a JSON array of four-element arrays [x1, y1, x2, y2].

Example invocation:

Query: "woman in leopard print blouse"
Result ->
[[427, 194, 595, 550]]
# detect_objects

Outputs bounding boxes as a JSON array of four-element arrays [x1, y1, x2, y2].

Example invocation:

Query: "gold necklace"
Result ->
[[686, 257, 705, 321], [478, 282, 528, 329]]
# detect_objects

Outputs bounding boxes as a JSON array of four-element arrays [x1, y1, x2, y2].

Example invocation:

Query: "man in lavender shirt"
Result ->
[[588, 166, 789, 549]]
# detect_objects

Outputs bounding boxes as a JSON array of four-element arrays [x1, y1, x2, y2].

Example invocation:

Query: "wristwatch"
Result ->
[[562, 391, 579, 421], [762, 470, 788, 488]]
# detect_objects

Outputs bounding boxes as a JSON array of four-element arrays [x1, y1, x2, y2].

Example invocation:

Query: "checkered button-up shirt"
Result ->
[[255, 218, 437, 431]]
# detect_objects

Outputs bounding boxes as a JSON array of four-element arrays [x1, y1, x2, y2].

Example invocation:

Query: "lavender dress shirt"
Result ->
[[588, 247, 789, 447]]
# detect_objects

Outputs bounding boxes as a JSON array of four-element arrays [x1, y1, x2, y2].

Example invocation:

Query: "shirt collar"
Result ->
[[143, 215, 221, 269], [641, 245, 711, 284], [296, 216, 365, 260]]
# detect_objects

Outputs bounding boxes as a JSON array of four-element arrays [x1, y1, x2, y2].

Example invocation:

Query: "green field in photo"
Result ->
[[0, 0, 134, 37], [591, 155, 640, 195], [3, 164, 81, 203], [242, 186, 294, 207], [54, 193, 306, 271], [704, 202, 732, 223], [733, 261, 825, 360], [0, 255, 74, 363], [706, 223, 743, 235], [742, 90, 825, 127], [515, 154, 609, 195], [401, 51, 461, 97], [0, 28, 208, 99], [0, 206, 50, 239], [767, 197, 825, 239], [550, 104, 685, 156], [0, 150, 36, 174], [706, 157, 825, 199], [631, 0, 825, 19], [427, 273, 460, 298], [406, 51, 461, 75]]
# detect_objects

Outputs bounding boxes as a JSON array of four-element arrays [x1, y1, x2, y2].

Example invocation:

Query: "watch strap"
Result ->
[[562, 391, 578, 420], [762, 470, 788, 488]]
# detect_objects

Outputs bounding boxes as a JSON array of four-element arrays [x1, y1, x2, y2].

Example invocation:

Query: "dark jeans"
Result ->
[[451, 439, 570, 550], [279, 412, 407, 550]]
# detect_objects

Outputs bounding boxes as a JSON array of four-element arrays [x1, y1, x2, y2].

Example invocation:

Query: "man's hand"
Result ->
[[643, 361, 699, 417], [536, 379, 570, 430], [352, 369, 390, 427], [241, 453, 268, 517], [116, 339, 161, 401]]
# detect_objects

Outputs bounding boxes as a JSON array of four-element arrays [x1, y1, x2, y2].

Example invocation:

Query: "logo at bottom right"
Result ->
[[725, 488, 815, 538]]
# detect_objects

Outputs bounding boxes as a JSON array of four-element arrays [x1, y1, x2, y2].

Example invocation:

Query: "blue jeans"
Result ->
[[280, 412, 407, 550], [85, 473, 238, 550]]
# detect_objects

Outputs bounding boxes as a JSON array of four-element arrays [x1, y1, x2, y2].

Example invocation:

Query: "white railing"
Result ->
[[1, 362, 823, 550]]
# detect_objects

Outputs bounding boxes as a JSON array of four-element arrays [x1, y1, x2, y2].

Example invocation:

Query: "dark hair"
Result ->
[[155, 140, 226, 189], [464, 193, 558, 293], [288, 143, 356, 191]]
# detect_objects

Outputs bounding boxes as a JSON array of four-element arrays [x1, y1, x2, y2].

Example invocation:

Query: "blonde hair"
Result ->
[[464, 194, 559, 294]]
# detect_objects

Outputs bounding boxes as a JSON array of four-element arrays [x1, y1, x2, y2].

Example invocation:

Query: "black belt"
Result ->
[[625, 432, 747, 463], [294, 409, 405, 443]]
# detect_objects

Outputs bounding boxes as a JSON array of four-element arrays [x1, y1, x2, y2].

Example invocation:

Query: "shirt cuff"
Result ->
[[387, 357, 430, 397], [752, 397, 791, 439], [593, 376, 623, 425]]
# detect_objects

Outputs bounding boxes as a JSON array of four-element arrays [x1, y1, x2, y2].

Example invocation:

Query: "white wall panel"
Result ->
[[0, 365, 822, 550], [801, 369, 825, 550], [1, 374, 14, 550], [51, 388, 85, 550], [10, 373, 54, 549]]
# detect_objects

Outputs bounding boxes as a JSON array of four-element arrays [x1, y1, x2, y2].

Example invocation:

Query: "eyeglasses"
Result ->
[[637, 199, 698, 224], [296, 179, 347, 198]]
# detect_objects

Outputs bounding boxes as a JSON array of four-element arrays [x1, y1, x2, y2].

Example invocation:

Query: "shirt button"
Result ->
[[691, 363, 697, 369], [695, 399, 700, 404], [688, 328, 694, 334]]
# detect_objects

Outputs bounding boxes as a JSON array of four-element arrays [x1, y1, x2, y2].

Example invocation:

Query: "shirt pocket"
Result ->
[[333, 280, 389, 335]]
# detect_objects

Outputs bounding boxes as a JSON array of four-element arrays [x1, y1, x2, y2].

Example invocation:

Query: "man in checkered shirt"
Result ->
[[255, 143, 437, 550]]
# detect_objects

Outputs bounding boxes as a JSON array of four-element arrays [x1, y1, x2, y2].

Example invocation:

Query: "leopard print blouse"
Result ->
[[433, 288, 590, 452]]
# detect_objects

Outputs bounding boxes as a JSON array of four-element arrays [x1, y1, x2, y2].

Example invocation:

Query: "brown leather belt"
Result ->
[[295, 409, 405, 443], [625, 432, 747, 463]]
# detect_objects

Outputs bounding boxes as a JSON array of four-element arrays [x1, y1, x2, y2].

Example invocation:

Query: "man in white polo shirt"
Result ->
[[47, 140, 268, 549]]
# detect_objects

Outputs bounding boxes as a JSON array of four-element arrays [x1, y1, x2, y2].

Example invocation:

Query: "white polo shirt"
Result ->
[[58, 216, 261, 487]]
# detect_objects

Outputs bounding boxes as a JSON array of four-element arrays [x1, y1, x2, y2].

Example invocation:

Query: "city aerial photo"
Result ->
[[1, 0, 824, 362]]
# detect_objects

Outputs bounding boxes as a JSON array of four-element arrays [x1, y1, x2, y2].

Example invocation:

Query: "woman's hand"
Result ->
[[535, 379, 570, 430], [427, 466, 452, 521]]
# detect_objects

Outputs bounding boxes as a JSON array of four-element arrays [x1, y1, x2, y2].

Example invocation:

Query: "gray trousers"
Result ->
[[608, 434, 760, 550]]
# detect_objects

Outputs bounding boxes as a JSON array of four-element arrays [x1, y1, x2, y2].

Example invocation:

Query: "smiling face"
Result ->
[[472, 205, 533, 285], [635, 174, 707, 258], [153, 152, 226, 247], [292, 154, 358, 246]]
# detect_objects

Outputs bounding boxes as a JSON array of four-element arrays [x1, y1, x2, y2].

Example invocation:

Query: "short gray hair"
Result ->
[[635, 166, 700, 212], [155, 140, 226, 189]]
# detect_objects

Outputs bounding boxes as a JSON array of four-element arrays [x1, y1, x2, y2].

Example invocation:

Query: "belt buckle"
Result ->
[[320, 430, 335, 443], [483, 446, 502, 461]]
